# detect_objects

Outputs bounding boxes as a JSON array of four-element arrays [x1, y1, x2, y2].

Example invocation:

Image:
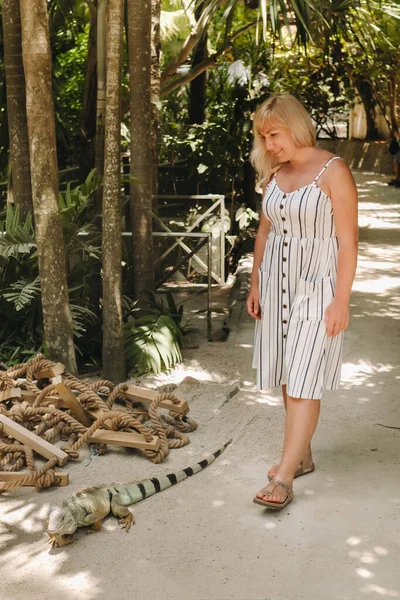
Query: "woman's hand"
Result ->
[[324, 298, 349, 337], [246, 285, 261, 320]]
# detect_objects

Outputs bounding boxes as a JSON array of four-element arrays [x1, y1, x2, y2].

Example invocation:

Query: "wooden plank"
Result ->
[[120, 385, 189, 415], [34, 362, 65, 379], [87, 429, 161, 451], [0, 471, 69, 486], [84, 407, 114, 431], [51, 376, 91, 427], [0, 414, 69, 466], [0, 388, 22, 402], [20, 390, 64, 408]]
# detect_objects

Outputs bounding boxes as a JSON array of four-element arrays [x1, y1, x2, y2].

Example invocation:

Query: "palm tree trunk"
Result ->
[[19, 0, 78, 375], [95, 0, 107, 207], [2, 0, 33, 218], [151, 0, 161, 207], [188, 4, 207, 125], [81, 0, 98, 177], [128, 0, 154, 299], [102, 0, 126, 383]]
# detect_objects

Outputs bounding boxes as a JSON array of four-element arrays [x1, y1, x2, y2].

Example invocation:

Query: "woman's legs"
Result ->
[[268, 385, 313, 478], [257, 393, 320, 503]]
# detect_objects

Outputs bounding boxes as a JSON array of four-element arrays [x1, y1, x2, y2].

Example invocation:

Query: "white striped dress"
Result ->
[[252, 156, 344, 400]]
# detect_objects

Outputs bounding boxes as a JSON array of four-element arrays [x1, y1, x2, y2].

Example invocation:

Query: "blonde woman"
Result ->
[[247, 95, 358, 510]]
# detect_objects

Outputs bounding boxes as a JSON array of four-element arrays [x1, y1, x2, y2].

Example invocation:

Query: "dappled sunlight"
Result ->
[[0, 498, 102, 599], [212, 500, 224, 507], [352, 277, 400, 299], [141, 361, 228, 387], [343, 536, 400, 597], [360, 584, 399, 597], [255, 393, 282, 406], [340, 360, 396, 390]]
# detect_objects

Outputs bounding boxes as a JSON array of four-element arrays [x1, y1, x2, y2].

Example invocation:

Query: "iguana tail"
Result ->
[[113, 438, 233, 506]]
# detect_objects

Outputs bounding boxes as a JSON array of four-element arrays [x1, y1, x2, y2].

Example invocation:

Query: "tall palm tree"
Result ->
[[102, 0, 126, 382], [128, 0, 155, 299], [2, 0, 33, 218], [160, 0, 314, 96], [19, 0, 78, 374]]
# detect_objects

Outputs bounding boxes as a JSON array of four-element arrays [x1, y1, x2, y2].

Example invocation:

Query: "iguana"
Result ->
[[47, 439, 232, 547]]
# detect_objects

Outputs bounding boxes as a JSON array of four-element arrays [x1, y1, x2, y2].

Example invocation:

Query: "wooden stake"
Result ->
[[51, 376, 91, 427], [120, 385, 189, 415], [0, 414, 69, 466], [0, 471, 69, 486], [0, 388, 22, 402], [87, 429, 160, 450], [34, 362, 65, 379], [20, 390, 64, 408]]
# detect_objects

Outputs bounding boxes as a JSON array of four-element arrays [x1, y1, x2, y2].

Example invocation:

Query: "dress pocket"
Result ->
[[290, 276, 334, 321], [258, 267, 270, 308]]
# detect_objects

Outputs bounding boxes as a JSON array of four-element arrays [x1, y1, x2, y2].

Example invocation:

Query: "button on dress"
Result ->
[[252, 157, 344, 400]]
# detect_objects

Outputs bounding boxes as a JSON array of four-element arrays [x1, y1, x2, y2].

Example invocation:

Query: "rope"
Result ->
[[0, 354, 199, 488], [0, 456, 59, 491]]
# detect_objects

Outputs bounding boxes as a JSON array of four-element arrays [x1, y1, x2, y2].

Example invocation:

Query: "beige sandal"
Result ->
[[253, 478, 294, 510], [268, 459, 315, 482]]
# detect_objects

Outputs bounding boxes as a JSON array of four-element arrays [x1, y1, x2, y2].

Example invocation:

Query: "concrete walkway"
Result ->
[[1, 173, 399, 600]]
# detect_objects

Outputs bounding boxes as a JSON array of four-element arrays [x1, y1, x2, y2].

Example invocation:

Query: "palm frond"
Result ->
[[125, 313, 183, 375], [0, 204, 36, 259], [70, 303, 98, 338], [3, 276, 41, 311]]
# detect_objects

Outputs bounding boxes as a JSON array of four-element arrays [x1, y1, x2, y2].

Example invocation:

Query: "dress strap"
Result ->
[[313, 156, 342, 184]]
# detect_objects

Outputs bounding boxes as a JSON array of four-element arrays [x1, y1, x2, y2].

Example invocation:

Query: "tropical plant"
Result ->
[[124, 291, 184, 375]]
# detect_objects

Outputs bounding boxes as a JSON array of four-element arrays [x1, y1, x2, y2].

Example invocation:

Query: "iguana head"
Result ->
[[47, 506, 78, 548]]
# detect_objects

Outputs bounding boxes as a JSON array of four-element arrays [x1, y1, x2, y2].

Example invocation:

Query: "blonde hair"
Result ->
[[250, 94, 316, 187]]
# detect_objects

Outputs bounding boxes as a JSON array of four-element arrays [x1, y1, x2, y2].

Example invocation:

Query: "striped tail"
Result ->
[[117, 439, 233, 506]]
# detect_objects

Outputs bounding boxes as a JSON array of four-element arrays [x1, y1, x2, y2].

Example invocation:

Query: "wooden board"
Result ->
[[84, 407, 114, 430], [0, 388, 22, 402], [0, 471, 69, 486], [87, 429, 161, 451], [51, 376, 91, 427], [20, 390, 64, 408], [34, 362, 65, 379], [120, 385, 189, 415], [0, 414, 69, 466]]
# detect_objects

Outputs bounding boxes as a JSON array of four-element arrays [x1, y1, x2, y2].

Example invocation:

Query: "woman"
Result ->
[[246, 95, 358, 510]]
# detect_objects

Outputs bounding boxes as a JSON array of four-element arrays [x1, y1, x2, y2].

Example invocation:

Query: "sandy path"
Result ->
[[1, 172, 399, 600]]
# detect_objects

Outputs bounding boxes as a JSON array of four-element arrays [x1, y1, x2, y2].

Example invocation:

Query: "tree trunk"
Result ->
[[355, 78, 379, 140], [388, 75, 398, 133], [151, 0, 161, 208], [128, 0, 154, 299], [188, 5, 207, 125], [20, 0, 78, 375], [95, 0, 107, 206], [81, 0, 98, 177], [102, 0, 126, 383], [2, 0, 33, 218]]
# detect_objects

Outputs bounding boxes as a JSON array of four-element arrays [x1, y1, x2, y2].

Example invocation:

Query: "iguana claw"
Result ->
[[119, 512, 134, 532]]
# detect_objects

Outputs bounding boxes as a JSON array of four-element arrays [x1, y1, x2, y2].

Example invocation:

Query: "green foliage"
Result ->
[[124, 292, 184, 376], [159, 64, 262, 198], [235, 205, 259, 230], [0, 172, 101, 366], [0, 174, 185, 376], [3, 276, 41, 311]]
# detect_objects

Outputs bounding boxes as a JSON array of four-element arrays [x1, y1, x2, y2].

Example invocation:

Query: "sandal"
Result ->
[[268, 459, 315, 482], [253, 478, 294, 510]]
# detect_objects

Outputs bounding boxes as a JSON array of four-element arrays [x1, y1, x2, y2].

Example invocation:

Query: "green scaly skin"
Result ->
[[47, 439, 232, 547]]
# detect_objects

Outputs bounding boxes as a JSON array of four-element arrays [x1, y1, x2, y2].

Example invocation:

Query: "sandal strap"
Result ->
[[270, 478, 293, 498]]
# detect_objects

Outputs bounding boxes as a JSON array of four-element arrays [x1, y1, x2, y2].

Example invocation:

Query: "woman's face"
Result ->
[[259, 121, 296, 162]]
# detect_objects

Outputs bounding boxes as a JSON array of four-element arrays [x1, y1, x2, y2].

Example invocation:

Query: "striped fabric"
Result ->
[[252, 156, 344, 400]]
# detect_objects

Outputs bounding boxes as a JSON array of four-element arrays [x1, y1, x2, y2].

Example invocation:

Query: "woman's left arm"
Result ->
[[325, 160, 358, 338]]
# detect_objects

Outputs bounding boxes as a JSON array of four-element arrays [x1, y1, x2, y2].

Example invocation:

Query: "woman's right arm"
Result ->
[[246, 193, 271, 320]]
